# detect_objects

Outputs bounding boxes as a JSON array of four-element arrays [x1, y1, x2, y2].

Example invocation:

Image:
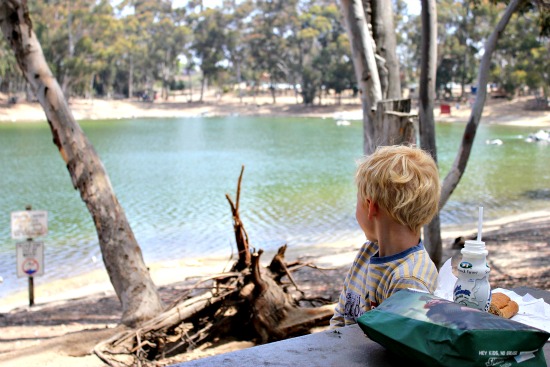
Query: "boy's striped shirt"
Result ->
[[330, 240, 438, 328]]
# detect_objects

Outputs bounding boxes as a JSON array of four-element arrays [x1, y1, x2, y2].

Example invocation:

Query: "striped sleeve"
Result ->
[[330, 266, 352, 328], [330, 242, 378, 328]]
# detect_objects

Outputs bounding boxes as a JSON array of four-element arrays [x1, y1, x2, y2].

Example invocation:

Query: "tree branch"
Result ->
[[440, 0, 524, 208]]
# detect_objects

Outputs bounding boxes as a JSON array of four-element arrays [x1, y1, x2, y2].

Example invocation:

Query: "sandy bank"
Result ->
[[1, 94, 549, 127]]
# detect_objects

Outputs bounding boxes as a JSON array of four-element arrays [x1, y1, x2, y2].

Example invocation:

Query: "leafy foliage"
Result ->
[[1, 0, 547, 102]]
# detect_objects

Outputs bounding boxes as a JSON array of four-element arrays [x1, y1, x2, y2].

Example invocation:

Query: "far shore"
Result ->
[[1, 93, 549, 127]]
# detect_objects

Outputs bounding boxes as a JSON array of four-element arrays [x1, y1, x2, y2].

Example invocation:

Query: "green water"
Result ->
[[0, 117, 548, 296]]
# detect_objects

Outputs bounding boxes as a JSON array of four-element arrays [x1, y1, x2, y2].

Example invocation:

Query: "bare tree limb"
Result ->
[[225, 166, 251, 270], [268, 245, 303, 293], [440, 0, 524, 208]]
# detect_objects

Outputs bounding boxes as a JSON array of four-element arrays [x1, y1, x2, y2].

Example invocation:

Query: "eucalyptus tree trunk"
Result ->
[[200, 75, 206, 102], [128, 55, 134, 99], [187, 69, 193, 102], [270, 78, 277, 104], [0, 0, 164, 327], [61, 0, 73, 98], [237, 60, 243, 104], [162, 49, 171, 101], [373, 99, 416, 146], [341, 0, 414, 156], [88, 72, 94, 99], [370, 0, 401, 99], [440, 0, 523, 208], [418, 0, 442, 268], [340, 0, 382, 155]]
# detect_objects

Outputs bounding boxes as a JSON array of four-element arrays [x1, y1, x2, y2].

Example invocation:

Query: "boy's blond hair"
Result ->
[[356, 145, 440, 234]]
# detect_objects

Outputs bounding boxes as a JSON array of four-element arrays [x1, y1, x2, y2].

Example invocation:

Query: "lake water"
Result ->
[[1, 117, 548, 298]]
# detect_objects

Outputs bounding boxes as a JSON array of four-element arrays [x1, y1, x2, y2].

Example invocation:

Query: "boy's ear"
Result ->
[[367, 199, 378, 220]]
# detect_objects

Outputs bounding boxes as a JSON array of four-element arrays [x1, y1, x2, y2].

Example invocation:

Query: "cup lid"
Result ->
[[462, 240, 487, 255]]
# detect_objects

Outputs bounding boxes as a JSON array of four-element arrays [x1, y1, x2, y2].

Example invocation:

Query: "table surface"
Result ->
[[174, 287, 550, 367]]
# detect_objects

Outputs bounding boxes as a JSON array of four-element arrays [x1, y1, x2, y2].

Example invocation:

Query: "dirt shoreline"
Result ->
[[1, 93, 549, 127], [0, 95, 549, 367]]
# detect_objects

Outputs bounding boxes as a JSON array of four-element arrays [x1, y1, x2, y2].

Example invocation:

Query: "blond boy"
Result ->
[[330, 145, 440, 328]]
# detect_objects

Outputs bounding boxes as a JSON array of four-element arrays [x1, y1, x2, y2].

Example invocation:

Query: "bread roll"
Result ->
[[489, 292, 519, 319], [491, 292, 510, 309], [499, 301, 519, 319]]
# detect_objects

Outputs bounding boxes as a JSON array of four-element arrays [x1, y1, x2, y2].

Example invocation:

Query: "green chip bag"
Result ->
[[357, 289, 549, 367]]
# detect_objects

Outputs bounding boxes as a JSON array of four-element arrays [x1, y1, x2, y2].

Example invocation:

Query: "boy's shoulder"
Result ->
[[357, 240, 379, 255]]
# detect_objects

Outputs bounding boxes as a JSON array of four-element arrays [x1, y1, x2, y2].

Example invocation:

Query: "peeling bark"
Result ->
[[371, 0, 401, 99], [340, 0, 382, 154]]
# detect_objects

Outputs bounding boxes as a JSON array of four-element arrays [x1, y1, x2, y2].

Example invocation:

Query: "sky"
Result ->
[[405, 0, 421, 15]]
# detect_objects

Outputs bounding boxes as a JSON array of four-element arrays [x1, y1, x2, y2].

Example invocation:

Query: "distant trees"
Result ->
[[400, 0, 548, 101], [189, 7, 230, 102], [29, 1, 120, 99], [294, 2, 354, 105], [491, 5, 550, 98], [0, 0, 547, 104], [434, 0, 492, 99]]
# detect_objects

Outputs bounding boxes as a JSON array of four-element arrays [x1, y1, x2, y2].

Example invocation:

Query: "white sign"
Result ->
[[16, 241, 45, 278], [11, 210, 48, 239]]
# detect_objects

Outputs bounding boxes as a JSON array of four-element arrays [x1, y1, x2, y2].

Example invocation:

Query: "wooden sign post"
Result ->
[[11, 206, 47, 307]]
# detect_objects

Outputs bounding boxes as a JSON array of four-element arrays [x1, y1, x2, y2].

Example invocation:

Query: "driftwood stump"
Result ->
[[94, 166, 335, 366]]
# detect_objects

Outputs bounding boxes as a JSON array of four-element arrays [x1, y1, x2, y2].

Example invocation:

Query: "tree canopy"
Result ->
[[1, 0, 547, 103]]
